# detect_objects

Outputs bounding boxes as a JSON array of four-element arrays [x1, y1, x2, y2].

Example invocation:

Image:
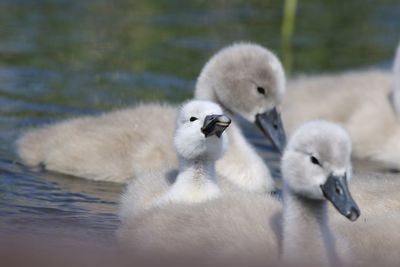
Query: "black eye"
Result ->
[[257, 86, 265, 95], [310, 156, 321, 166], [189, 117, 198, 122]]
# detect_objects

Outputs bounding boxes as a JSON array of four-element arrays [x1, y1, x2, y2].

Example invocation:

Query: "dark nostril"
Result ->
[[335, 181, 343, 195], [335, 186, 342, 195]]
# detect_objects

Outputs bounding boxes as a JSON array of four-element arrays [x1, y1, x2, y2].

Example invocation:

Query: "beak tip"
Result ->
[[322, 174, 361, 221], [202, 114, 231, 137], [346, 207, 361, 221]]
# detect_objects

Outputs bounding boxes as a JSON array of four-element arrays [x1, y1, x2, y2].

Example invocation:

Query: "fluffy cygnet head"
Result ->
[[174, 100, 231, 162], [282, 120, 360, 221], [195, 42, 286, 152]]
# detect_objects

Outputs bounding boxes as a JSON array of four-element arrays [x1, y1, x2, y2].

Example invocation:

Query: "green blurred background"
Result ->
[[0, 0, 399, 112]]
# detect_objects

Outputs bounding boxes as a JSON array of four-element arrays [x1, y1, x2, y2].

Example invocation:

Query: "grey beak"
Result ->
[[320, 173, 360, 221], [201, 115, 231, 138], [255, 107, 287, 153]]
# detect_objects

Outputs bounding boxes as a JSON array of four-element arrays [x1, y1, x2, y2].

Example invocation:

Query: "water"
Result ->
[[0, 0, 399, 243]]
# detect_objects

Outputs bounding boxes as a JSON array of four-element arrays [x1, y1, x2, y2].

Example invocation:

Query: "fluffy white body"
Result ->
[[344, 172, 400, 215], [18, 104, 177, 182], [155, 101, 230, 204], [392, 44, 400, 114], [119, 100, 236, 220], [119, 100, 234, 220], [17, 42, 286, 193], [119, 165, 238, 221], [118, 121, 358, 267], [332, 220, 400, 267], [283, 44, 400, 169]]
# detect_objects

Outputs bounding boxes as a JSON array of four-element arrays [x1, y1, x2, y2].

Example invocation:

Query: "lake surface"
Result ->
[[0, 0, 399, 243]]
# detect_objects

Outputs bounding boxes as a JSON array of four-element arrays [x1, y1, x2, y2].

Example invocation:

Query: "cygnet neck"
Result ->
[[282, 185, 338, 267], [177, 156, 217, 185]]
